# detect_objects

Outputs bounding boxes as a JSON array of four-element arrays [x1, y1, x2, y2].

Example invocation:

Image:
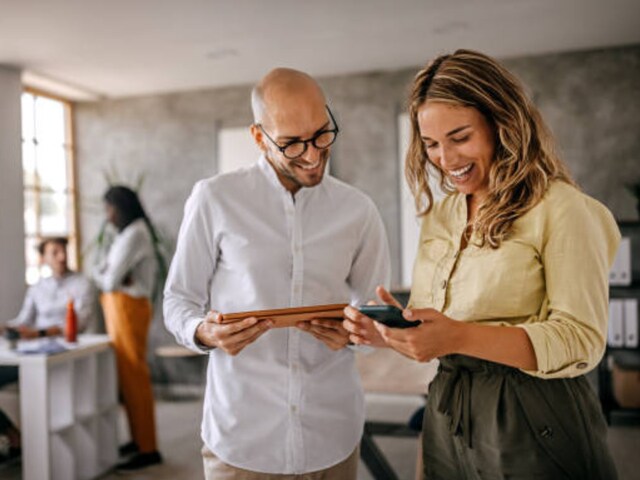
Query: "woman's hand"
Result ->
[[342, 286, 402, 347], [373, 307, 465, 362]]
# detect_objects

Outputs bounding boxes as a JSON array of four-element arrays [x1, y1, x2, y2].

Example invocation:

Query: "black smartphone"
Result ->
[[358, 305, 421, 329]]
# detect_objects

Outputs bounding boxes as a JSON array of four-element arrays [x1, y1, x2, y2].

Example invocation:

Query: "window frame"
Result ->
[[22, 86, 80, 283]]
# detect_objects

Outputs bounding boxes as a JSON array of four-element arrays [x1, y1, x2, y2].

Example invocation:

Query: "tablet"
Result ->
[[219, 303, 349, 328]]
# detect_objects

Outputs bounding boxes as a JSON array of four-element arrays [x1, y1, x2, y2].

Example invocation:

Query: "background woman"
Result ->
[[344, 49, 619, 479], [94, 185, 162, 471]]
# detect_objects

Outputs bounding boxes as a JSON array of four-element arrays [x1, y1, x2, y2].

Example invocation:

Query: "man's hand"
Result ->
[[16, 326, 39, 340], [195, 311, 272, 356], [296, 319, 350, 350], [342, 285, 402, 347]]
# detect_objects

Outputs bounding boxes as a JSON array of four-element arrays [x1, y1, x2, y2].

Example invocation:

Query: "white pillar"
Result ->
[[0, 66, 25, 321]]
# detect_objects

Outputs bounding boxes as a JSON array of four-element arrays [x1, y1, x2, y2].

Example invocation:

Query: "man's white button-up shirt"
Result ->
[[164, 156, 390, 474]]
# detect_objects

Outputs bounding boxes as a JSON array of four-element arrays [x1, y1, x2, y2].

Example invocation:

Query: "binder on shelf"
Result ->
[[608, 299, 624, 347], [609, 237, 631, 286], [624, 298, 638, 348]]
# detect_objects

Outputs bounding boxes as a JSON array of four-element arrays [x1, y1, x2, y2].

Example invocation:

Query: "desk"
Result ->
[[356, 349, 438, 480], [0, 334, 119, 480]]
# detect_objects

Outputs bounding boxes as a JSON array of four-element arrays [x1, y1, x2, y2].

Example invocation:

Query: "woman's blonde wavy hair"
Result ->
[[406, 49, 575, 248]]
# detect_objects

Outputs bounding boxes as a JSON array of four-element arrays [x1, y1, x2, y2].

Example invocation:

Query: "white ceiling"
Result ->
[[1, 0, 639, 100]]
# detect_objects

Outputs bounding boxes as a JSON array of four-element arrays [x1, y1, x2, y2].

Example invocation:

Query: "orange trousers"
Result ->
[[101, 292, 158, 453]]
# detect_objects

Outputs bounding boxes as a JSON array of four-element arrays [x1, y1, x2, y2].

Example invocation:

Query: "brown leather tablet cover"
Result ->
[[219, 304, 348, 328]]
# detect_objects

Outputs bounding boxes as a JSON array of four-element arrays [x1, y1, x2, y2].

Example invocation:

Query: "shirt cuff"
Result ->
[[516, 324, 593, 379], [184, 316, 215, 354]]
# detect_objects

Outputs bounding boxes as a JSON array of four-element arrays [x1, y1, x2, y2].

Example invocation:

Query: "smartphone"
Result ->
[[358, 305, 421, 329]]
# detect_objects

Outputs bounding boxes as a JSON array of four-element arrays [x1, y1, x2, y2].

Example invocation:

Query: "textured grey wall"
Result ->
[[505, 47, 640, 219], [75, 45, 640, 383]]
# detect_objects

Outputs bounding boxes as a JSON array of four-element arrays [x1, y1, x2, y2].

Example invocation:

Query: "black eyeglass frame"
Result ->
[[257, 106, 340, 160]]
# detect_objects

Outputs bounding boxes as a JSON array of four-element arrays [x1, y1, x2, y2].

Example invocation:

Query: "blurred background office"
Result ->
[[0, 1, 639, 479]]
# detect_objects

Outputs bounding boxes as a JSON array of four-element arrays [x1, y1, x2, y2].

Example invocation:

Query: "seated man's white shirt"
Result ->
[[164, 155, 391, 474], [9, 272, 95, 332]]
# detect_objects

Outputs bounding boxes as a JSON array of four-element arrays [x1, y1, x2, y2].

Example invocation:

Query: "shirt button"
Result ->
[[291, 405, 297, 413], [577, 362, 588, 370], [539, 426, 553, 438], [441, 280, 447, 289]]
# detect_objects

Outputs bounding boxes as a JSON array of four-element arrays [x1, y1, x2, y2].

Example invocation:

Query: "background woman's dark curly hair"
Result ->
[[104, 186, 148, 232]]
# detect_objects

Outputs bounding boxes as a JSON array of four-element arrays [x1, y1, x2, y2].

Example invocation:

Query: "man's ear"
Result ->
[[250, 124, 267, 153]]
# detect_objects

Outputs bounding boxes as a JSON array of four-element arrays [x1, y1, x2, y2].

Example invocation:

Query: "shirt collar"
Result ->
[[258, 154, 285, 192], [257, 154, 323, 201]]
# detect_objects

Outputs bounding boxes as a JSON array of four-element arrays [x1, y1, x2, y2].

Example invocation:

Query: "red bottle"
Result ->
[[65, 299, 78, 343]]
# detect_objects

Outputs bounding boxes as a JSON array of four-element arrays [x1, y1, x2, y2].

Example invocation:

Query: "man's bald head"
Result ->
[[251, 68, 326, 125]]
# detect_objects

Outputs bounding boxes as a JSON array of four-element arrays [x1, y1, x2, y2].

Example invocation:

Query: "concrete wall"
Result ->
[[0, 67, 26, 322], [75, 45, 640, 383], [506, 47, 640, 218]]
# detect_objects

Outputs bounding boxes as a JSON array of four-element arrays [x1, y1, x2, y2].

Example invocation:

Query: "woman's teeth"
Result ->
[[449, 164, 473, 178]]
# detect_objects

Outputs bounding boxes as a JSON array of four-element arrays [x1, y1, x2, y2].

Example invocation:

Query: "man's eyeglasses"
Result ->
[[257, 106, 339, 160]]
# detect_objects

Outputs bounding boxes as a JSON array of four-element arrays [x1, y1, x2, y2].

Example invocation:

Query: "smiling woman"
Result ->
[[343, 49, 621, 480], [21, 90, 78, 285]]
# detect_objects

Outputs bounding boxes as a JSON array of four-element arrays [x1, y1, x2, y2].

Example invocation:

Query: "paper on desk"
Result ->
[[17, 338, 69, 355]]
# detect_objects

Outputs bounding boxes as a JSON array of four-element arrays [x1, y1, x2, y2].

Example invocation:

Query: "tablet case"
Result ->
[[219, 303, 348, 328]]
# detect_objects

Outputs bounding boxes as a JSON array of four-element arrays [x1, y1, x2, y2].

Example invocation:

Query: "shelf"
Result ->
[[50, 429, 75, 480], [74, 355, 97, 418], [97, 407, 119, 472], [75, 419, 99, 480], [96, 350, 117, 410], [617, 220, 640, 228], [611, 283, 640, 296], [48, 362, 74, 432]]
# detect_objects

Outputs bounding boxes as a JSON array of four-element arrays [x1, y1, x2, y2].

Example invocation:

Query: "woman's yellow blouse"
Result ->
[[408, 181, 621, 379]]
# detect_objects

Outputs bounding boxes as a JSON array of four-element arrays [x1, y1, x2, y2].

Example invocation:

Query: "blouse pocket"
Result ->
[[453, 240, 540, 318]]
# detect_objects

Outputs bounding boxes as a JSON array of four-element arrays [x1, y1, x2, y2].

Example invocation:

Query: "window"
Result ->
[[21, 90, 78, 284]]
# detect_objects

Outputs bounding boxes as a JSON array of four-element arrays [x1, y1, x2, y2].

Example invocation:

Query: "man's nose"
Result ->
[[300, 143, 322, 164]]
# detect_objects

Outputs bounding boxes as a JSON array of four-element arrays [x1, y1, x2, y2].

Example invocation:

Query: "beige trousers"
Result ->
[[202, 445, 359, 480]]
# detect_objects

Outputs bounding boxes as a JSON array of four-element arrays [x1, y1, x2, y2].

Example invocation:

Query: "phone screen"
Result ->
[[358, 305, 420, 329]]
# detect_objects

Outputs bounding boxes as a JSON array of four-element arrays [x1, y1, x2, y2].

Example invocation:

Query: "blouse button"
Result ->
[[577, 362, 588, 370], [539, 426, 553, 438]]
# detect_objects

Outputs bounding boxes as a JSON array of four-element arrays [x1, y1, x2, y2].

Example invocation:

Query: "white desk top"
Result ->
[[0, 333, 112, 366]]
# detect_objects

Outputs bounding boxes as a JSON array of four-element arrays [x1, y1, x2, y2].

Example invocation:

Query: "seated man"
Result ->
[[0, 237, 96, 386]]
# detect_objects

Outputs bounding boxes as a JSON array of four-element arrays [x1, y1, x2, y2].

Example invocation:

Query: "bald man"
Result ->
[[164, 69, 390, 479]]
